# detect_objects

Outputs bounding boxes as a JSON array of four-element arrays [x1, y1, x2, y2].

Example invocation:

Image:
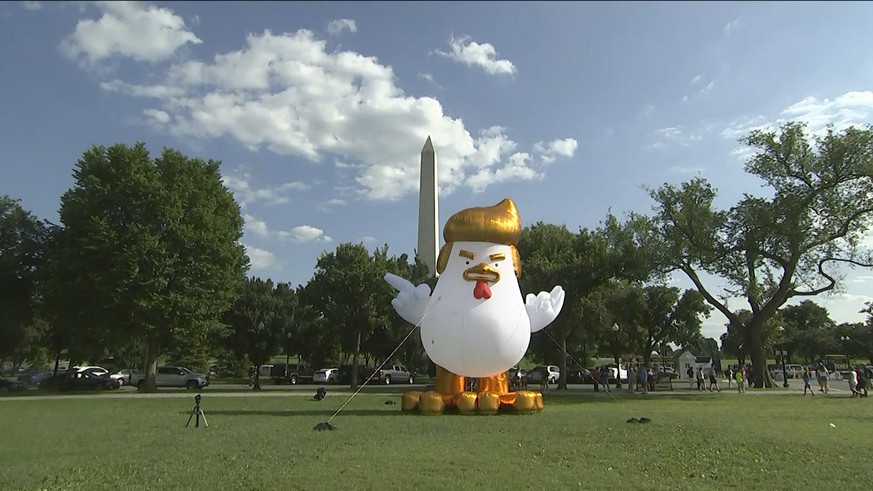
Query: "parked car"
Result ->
[[567, 368, 593, 384], [371, 365, 414, 384], [129, 366, 210, 389], [337, 365, 370, 385], [17, 369, 56, 388], [313, 368, 339, 384], [39, 371, 120, 391], [1, 377, 28, 393], [269, 364, 315, 385], [110, 368, 140, 386], [526, 365, 560, 384]]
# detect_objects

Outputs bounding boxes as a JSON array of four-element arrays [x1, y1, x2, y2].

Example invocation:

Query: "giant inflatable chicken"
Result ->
[[385, 198, 564, 414]]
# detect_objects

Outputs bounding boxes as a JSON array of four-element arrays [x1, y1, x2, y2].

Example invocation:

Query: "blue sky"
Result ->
[[2, 1, 873, 341]]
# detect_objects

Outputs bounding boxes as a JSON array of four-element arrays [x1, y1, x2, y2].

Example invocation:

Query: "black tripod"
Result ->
[[186, 394, 208, 428]]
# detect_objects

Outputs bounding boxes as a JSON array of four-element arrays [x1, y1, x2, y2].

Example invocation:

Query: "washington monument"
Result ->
[[417, 136, 438, 276]]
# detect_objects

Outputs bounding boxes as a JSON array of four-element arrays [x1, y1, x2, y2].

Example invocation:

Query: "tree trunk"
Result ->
[[350, 328, 362, 389], [745, 322, 772, 388], [143, 337, 158, 392], [254, 367, 262, 390], [558, 336, 568, 390]]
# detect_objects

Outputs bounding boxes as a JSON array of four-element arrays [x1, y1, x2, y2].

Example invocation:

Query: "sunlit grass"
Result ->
[[1, 392, 871, 489]]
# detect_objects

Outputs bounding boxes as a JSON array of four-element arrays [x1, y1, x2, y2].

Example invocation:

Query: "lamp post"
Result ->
[[840, 336, 851, 371], [776, 326, 789, 388], [611, 323, 622, 389]]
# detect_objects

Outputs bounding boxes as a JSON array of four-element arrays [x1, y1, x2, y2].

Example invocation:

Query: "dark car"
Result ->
[[1, 377, 28, 393], [567, 368, 594, 384], [269, 363, 315, 385], [39, 371, 121, 391], [17, 369, 56, 388], [337, 365, 371, 385]]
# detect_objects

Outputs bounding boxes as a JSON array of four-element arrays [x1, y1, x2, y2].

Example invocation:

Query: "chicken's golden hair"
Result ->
[[436, 198, 522, 278]]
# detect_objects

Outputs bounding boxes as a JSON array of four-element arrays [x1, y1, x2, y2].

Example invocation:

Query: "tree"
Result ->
[[609, 284, 711, 370], [0, 196, 48, 366], [304, 242, 384, 388], [779, 300, 835, 364], [648, 122, 873, 387], [43, 143, 248, 390], [223, 277, 286, 389]]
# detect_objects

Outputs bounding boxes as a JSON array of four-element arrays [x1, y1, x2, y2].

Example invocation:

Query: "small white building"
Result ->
[[673, 350, 699, 379]]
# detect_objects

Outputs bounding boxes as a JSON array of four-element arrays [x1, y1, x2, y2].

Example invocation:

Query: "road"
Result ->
[[0, 376, 859, 402]]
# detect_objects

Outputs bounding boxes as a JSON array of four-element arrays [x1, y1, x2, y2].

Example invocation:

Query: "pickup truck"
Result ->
[[370, 365, 414, 385], [269, 363, 314, 385], [130, 366, 210, 390]]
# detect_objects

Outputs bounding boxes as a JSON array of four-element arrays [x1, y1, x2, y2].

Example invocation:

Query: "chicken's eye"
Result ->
[[465, 261, 470, 265]]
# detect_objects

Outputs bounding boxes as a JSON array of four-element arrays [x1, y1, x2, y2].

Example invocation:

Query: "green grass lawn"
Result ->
[[1, 392, 872, 490]]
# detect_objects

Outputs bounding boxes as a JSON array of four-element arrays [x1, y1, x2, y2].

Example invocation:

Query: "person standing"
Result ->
[[687, 365, 694, 389], [735, 367, 745, 393], [696, 367, 705, 391], [592, 367, 600, 392], [725, 366, 733, 389], [639, 366, 649, 395], [817, 363, 830, 394], [857, 366, 869, 398], [628, 366, 637, 393], [802, 367, 816, 396]]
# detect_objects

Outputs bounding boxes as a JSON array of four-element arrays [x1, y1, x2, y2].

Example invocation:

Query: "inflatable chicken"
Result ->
[[385, 198, 564, 414]]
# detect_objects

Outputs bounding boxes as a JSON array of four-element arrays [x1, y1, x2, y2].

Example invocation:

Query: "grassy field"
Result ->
[[1, 391, 872, 490]]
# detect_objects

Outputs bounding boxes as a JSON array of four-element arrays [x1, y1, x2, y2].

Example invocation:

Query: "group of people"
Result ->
[[685, 365, 749, 393], [802, 363, 871, 397]]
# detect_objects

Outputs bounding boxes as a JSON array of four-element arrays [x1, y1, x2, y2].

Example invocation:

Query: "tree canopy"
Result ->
[[648, 122, 873, 387]]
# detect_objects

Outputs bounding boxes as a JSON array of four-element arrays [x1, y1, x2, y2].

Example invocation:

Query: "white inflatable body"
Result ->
[[421, 241, 530, 378]]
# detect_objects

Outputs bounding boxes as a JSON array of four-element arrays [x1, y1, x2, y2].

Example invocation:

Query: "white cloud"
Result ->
[[690, 74, 703, 84], [533, 138, 579, 164], [721, 91, 873, 158], [327, 18, 357, 35], [221, 167, 309, 208], [324, 198, 346, 206], [419, 73, 434, 83], [243, 213, 270, 237], [22, 1, 41, 10], [60, 1, 201, 64], [94, 29, 573, 200], [700, 81, 715, 95], [360, 235, 377, 244], [143, 108, 170, 124], [465, 152, 539, 192], [278, 225, 333, 243], [434, 35, 516, 76], [243, 243, 279, 270]]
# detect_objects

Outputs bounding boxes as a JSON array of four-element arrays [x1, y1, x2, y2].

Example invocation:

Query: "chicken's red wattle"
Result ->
[[473, 280, 492, 300]]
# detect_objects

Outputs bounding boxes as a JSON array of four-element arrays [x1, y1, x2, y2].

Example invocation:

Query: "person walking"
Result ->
[[802, 367, 816, 396], [849, 368, 859, 397], [817, 363, 830, 395], [627, 366, 637, 393], [725, 366, 733, 389], [735, 367, 745, 393], [696, 367, 705, 391], [687, 365, 694, 389], [707, 367, 720, 392], [592, 367, 600, 392], [857, 366, 869, 398]]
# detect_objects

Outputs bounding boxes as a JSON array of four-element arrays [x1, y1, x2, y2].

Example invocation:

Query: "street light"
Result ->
[[840, 336, 851, 370], [611, 323, 622, 389], [776, 326, 789, 388]]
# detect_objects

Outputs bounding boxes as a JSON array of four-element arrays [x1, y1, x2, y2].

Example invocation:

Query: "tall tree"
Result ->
[[223, 277, 286, 389], [0, 196, 48, 366], [609, 284, 711, 369], [779, 300, 835, 364], [304, 242, 383, 388], [43, 143, 248, 390], [648, 122, 873, 387]]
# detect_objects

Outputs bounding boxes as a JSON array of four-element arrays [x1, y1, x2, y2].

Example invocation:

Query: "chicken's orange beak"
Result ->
[[463, 263, 500, 283]]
